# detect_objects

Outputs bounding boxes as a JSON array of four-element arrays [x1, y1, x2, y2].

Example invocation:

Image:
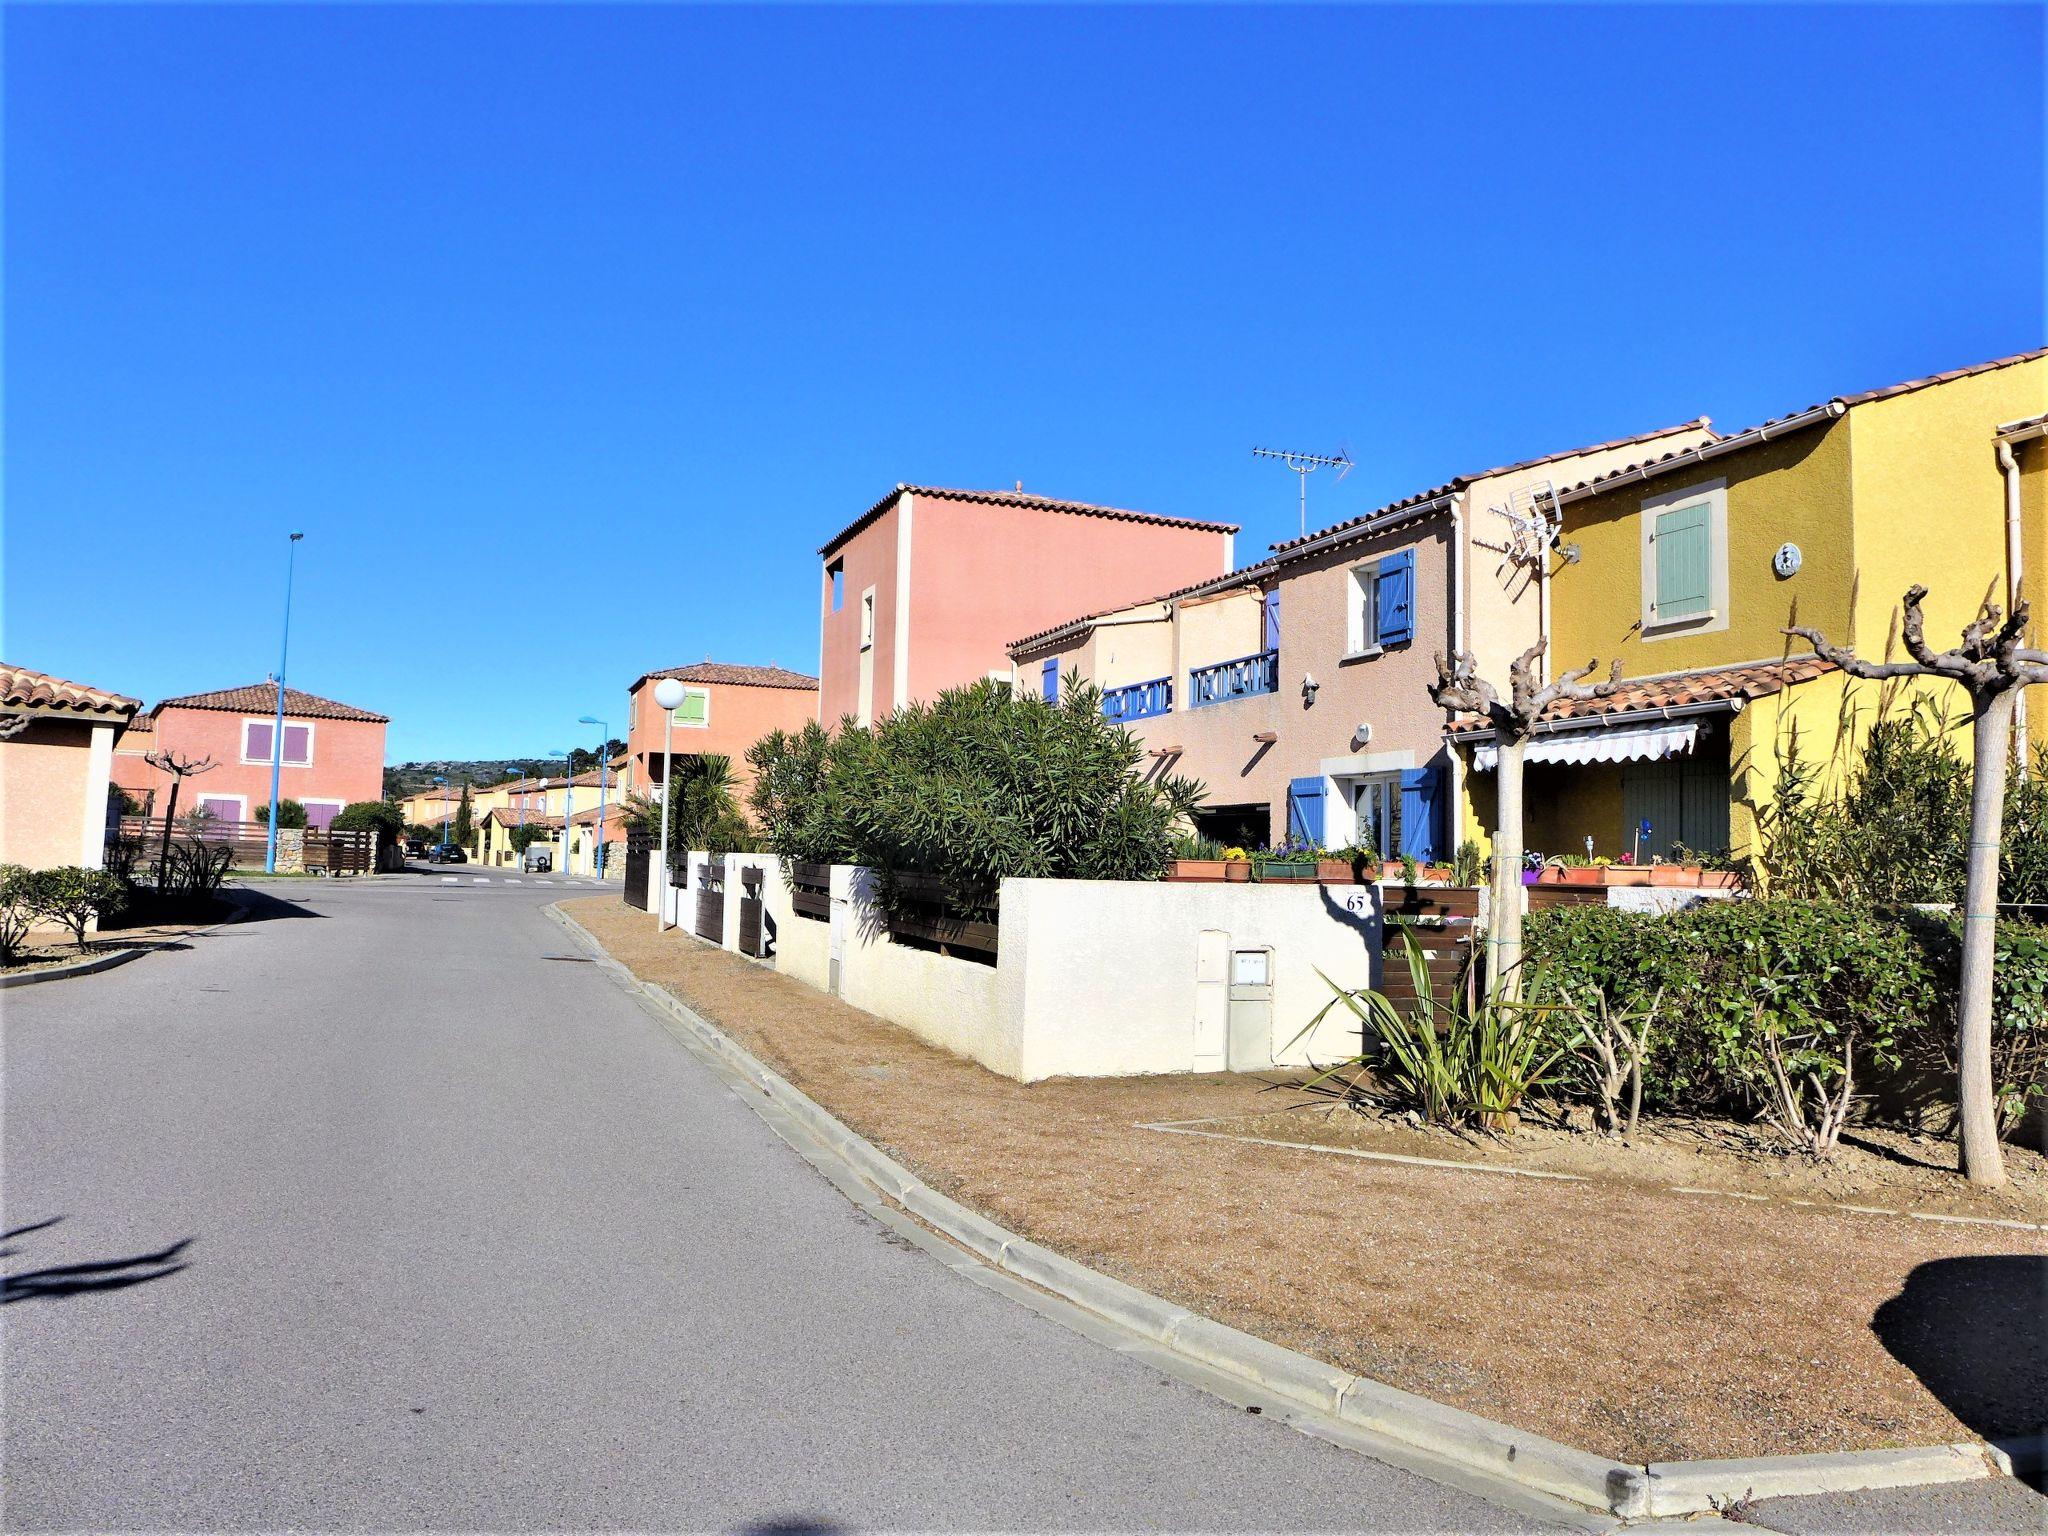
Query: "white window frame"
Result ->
[[196, 792, 249, 824], [1347, 773, 1400, 854], [860, 587, 876, 651], [671, 685, 712, 730], [241, 717, 315, 767], [1345, 564, 1384, 659], [1640, 478, 1729, 639]]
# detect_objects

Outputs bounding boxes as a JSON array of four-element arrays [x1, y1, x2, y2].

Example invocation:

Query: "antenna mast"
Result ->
[[1253, 446, 1354, 538]]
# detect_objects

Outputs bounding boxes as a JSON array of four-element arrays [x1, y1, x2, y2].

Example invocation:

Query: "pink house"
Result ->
[[112, 685, 389, 829], [817, 485, 1237, 725]]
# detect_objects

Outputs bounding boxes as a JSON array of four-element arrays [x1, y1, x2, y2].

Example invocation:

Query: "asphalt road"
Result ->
[[3, 877, 1559, 1533]]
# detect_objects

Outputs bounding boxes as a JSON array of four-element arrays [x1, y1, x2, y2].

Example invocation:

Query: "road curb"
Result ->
[[547, 902, 2013, 1523], [0, 946, 147, 988]]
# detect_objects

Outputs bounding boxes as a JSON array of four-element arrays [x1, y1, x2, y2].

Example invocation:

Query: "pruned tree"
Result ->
[[0, 713, 32, 741], [141, 748, 218, 888], [1429, 641, 1621, 999], [1786, 583, 2048, 1189]]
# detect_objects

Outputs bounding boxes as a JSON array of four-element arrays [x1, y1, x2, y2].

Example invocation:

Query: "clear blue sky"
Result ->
[[7, 4, 2042, 763]]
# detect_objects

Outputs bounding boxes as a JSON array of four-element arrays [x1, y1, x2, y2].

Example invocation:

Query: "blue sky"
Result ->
[[7, 4, 2042, 763]]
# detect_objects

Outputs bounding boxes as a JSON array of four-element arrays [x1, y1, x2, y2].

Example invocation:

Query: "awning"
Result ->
[[1472, 719, 1698, 772]]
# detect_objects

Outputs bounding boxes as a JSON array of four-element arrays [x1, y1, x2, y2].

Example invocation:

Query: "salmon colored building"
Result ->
[[113, 685, 389, 829], [0, 664, 140, 871], [624, 661, 819, 808], [817, 485, 1237, 726]]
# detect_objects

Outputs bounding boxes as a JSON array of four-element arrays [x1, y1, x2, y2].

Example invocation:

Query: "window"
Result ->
[[1641, 479, 1728, 635], [1345, 549, 1416, 655], [242, 719, 312, 765], [1041, 657, 1059, 702], [1350, 775, 1397, 854], [671, 686, 710, 729], [197, 794, 247, 825], [304, 799, 344, 830], [860, 588, 876, 650], [828, 560, 845, 612]]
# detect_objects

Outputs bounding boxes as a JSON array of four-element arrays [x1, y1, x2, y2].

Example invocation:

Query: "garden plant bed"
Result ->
[[563, 894, 2047, 1468], [2, 915, 220, 977]]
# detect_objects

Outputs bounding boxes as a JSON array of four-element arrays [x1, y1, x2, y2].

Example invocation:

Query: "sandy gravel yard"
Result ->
[[564, 894, 2045, 1465]]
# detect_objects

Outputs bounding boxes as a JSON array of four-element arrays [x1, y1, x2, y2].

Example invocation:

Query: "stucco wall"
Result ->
[[819, 500, 904, 725], [0, 718, 112, 870], [112, 706, 385, 821], [2021, 438, 2048, 750], [835, 867, 1015, 1076], [626, 679, 818, 817]]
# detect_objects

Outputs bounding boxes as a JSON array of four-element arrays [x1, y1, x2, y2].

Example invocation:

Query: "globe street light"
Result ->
[[547, 752, 573, 875], [651, 678, 687, 930], [264, 532, 305, 875], [577, 715, 610, 879]]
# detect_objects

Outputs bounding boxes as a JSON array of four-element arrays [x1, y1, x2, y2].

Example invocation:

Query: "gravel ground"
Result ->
[[564, 896, 2048, 1467]]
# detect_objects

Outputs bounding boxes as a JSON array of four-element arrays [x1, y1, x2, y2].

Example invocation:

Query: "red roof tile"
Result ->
[[0, 664, 139, 718], [1448, 656, 1836, 735], [153, 685, 388, 723], [821, 485, 1238, 557], [628, 661, 819, 693]]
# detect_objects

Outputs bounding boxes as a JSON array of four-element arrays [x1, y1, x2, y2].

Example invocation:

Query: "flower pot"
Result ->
[[1256, 860, 1319, 883], [1316, 859, 1358, 883], [1699, 869, 1741, 890], [1559, 866, 1606, 887], [1606, 866, 1652, 887], [1170, 859, 1228, 882], [1223, 861, 1252, 883], [1649, 863, 1700, 888], [1522, 869, 1544, 886]]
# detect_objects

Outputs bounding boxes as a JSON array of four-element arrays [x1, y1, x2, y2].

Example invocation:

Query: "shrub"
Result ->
[[0, 865, 36, 962], [1901, 916, 2048, 1134], [820, 677, 1203, 920], [746, 724, 844, 866], [20, 866, 127, 947], [255, 800, 308, 829], [626, 755, 751, 868], [333, 800, 405, 850]]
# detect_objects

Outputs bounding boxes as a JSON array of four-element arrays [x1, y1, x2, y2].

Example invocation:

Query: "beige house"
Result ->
[[1010, 418, 1715, 852], [0, 664, 140, 871]]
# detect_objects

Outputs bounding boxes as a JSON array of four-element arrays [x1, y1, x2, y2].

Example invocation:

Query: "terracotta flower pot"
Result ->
[[1316, 859, 1357, 883], [1171, 859, 1227, 882], [1699, 869, 1742, 890], [1559, 866, 1606, 887], [1649, 863, 1700, 888], [1606, 866, 1652, 887], [1223, 861, 1252, 883]]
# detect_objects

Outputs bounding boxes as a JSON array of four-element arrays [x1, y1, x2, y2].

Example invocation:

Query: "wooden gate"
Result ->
[[737, 866, 766, 957], [694, 860, 724, 941], [1377, 885, 1479, 1009], [623, 826, 652, 911]]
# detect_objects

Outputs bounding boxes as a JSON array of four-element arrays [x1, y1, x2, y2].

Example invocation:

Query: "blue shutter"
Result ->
[[1041, 658, 1059, 701], [1286, 776, 1326, 846], [1399, 767, 1443, 861], [1262, 589, 1281, 653], [1376, 550, 1415, 646], [1653, 503, 1712, 620]]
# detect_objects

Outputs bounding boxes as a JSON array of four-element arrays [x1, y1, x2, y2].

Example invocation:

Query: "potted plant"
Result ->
[[1168, 834, 1228, 882], [1606, 853, 1652, 887], [1648, 860, 1700, 887], [1255, 838, 1322, 882], [1222, 846, 1253, 882], [1318, 843, 1372, 883], [1550, 856, 1607, 887]]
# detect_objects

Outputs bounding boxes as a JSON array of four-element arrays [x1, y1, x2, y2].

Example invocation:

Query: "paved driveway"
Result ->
[[4, 878, 1558, 1533]]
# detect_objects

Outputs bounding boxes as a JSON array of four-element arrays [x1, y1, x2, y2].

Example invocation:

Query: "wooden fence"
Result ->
[[113, 817, 374, 875]]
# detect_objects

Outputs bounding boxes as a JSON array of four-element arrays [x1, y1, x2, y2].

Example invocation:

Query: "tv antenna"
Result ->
[[1253, 446, 1354, 538], [1474, 478, 1563, 568]]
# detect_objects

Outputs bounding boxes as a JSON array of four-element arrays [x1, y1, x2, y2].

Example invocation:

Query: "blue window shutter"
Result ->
[[1399, 767, 1443, 860], [1263, 589, 1281, 652], [1286, 776, 1325, 845], [1041, 658, 1059, 701], [1376, 550, 1415, 646], [1653, 503, 1712, 619]]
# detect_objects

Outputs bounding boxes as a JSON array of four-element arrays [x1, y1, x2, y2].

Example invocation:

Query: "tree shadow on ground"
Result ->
[[1, 1221, 193, 1304], [224, 887, 326, 924], [1873, 1254, 2046, 1487]]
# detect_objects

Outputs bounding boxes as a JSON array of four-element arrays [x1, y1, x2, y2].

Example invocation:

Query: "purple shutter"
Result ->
[[245, 722, 273, 760], [282, 724, 311, 763], [199, 796, 239, 824], [306, 801, 339, 830]]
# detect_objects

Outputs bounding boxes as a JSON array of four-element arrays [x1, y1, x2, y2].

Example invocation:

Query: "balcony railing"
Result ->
[[1101, 676, 1173, 723], [1187, 649, 1279, 708]]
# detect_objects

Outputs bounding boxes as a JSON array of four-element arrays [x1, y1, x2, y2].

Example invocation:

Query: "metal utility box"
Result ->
[[1226, 946, 1274, 1071]]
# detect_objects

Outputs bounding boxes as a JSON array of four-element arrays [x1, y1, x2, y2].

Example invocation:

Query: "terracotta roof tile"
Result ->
[[821, 485, 1238, 557], [153, 684, 388, 723], [0, 663, 140, 718], [1448, 656, 1836, 735], [628, 662, 819, 693]]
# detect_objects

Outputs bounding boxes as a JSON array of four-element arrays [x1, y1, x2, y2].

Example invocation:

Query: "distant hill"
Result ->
[[384, 759, 565, 799]]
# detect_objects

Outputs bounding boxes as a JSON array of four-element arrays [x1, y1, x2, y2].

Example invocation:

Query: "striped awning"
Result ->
[[1472, 720, 1699, 772]]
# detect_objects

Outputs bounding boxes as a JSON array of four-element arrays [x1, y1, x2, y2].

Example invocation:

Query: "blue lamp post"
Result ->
[[263, 532, 306, 874], [432, 775, 450, 850], [578, 715, 610, 878], [548, 752, 573, 874]]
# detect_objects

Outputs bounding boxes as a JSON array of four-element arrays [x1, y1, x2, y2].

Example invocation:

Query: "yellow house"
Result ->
[[462, 762, 628, 868], [1455, 347, 2047, 864]]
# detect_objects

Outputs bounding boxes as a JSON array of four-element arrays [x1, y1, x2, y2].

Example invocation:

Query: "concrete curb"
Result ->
[[548, 902, 2013, 1523], [0, 946, 147, 988]]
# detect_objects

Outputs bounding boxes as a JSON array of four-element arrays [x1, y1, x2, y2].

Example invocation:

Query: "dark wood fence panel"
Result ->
[[789, 861, 830, 922], [694, 860, 724, 941], [114, 817, 371, 874], [623, 827, 652, 912], [737, 867, 765, 957], [883, 870, 998, 963]]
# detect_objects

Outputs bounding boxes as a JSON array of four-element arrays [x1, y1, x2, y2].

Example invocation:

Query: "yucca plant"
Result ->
[[1293, 929, 1575, 1131]]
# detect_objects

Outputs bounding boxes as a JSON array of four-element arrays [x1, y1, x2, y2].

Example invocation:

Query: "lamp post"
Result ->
[[548, 753, 574, 875], [532, 776, 549, 871], [578, 715, 610, 879], [651, 679, 687, 929], [432, 775, 450, 851], [264, 532, 306, 874]]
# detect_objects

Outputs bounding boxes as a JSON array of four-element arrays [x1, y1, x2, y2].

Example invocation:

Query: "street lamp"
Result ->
[[651, 678, 687, 930], [264, 532, 306, 875], [432, 775, 450, 850], [578, 715, 610, 880], [548, 752, 574, 875]]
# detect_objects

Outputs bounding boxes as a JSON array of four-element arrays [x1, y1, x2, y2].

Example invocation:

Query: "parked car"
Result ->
[[404, 838, 427, 859], [427, 843, 467, 864], [521, 846, 552, 873]]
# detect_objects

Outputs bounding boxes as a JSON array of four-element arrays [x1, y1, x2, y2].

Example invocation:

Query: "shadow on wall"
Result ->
[[1, 1218, 194, 1304], [1872, 1254, 2046, 1485]]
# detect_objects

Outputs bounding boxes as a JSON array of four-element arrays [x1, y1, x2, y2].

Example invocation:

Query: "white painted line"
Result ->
[[507, 878, 523, 884], [1138, 1123, 1590, 1182], [472, 877, 489, 884], [441, 877, 457, 884]]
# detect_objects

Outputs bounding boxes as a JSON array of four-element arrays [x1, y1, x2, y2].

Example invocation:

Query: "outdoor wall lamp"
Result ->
[[1301, 673, 1320, 706]]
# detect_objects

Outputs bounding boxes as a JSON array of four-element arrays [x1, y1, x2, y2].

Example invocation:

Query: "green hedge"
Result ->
[[1524, 900, 2048, 1126]]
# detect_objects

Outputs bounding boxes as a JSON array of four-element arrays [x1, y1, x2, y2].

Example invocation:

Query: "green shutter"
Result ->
[[1653, 503, 1712, 619], [674, 688, 709, 726]]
